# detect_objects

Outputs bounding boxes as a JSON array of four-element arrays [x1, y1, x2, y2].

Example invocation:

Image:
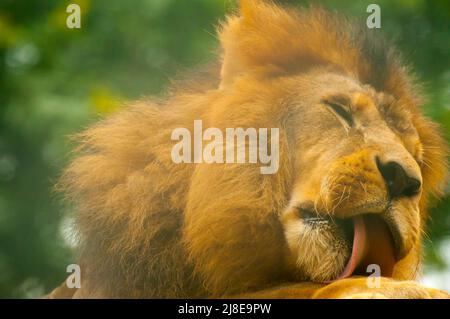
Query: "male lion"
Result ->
[[48, 0, 449, 298]]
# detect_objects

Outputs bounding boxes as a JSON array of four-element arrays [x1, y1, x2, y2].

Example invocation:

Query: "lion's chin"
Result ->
[[285, 216, 351, 282]]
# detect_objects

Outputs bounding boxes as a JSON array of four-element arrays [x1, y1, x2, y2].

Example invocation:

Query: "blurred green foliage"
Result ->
[[0, 0, 448, 298]]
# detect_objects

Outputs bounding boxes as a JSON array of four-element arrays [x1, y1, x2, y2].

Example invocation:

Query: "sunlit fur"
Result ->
[[57, 0, 448, 298]]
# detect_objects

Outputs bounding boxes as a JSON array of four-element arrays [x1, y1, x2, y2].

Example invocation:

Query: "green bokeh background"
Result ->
[[0, 0, 448, 298]]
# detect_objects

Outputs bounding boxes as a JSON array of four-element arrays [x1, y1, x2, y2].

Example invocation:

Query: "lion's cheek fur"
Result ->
[[183, 163, 292, 296]]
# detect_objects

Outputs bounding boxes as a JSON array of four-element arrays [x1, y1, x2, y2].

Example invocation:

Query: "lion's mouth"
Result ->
[[332, 214, 399, 281]]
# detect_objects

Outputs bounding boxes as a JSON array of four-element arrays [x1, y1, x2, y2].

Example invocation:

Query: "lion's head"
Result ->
[[60, 0, 448, 297], [281, 81, 426, 282]]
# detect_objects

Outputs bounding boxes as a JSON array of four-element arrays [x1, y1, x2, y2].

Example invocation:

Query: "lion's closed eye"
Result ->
[[322, 98, 354, 129]]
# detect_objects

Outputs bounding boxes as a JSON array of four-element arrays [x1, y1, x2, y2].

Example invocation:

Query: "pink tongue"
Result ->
[[334, 216, 367, 280], [332, 215, 396, 281]]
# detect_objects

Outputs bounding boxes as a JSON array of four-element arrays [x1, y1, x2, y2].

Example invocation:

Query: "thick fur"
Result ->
[[56, 0, 448, 298]]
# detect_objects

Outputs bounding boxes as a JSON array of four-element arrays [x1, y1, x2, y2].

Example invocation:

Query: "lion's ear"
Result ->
[[219, 0, 298, 88]]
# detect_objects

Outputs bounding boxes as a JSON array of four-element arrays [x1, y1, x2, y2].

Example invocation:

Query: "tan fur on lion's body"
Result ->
[[54, 1, 448, 298]]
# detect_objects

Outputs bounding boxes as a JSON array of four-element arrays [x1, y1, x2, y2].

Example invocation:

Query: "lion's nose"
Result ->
[[376, 158, 422, 198]]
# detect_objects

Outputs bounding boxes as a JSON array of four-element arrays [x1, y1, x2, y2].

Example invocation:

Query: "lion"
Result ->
[[47, 0, 449, 299]]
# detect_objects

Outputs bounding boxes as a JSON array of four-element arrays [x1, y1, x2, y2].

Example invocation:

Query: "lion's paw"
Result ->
[[313, 277, 450, 299]]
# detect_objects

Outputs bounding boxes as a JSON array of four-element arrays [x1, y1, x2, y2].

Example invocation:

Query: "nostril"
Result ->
[[376, 157, 421, 199], [403, 177, 421, 197]]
